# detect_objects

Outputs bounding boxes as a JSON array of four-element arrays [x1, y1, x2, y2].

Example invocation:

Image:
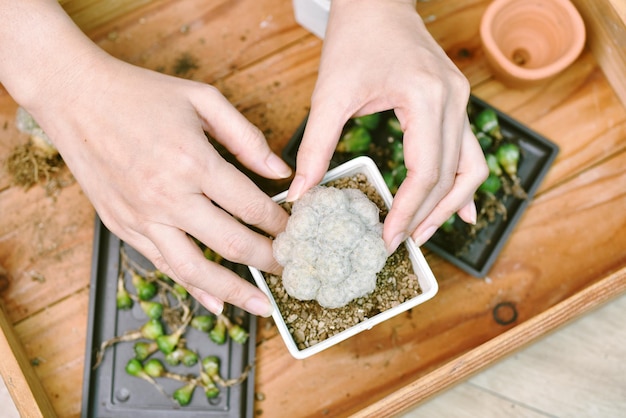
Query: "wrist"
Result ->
[[0, 0, 108, 111]]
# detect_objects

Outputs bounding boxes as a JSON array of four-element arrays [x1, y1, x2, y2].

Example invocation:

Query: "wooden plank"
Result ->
[[401, 292, 626, 416], [466, 294, 626, 417], [12, 289, 90, 418], [87, 0, 309, 83], [60, 0, 156, 32], [359, 267, 626, 417], [471, 50, 598, 122], [0, 302, 57, 418], [0, 184, 94, 324], [570, 0, 626, 109], [417, 0, 493, 86]]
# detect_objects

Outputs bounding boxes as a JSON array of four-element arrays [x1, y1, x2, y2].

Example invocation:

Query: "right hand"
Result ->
[[288, 0, 488, 252]]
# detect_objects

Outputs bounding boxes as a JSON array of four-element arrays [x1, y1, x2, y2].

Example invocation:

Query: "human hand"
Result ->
[[287, 0, 488, 253], [0, 2, 291, 317], [41, 59, 291, 316]]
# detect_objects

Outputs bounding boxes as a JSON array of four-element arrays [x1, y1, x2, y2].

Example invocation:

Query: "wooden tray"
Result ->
[[0, 1, 625, 417]]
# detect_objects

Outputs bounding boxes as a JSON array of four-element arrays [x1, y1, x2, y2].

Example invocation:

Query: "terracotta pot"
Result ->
[[480, 0, 586, 87]]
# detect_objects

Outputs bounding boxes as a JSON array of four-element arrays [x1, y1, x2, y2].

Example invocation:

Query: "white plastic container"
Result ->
[[248, 156, 439, 359], [292, 0, 331, 39]]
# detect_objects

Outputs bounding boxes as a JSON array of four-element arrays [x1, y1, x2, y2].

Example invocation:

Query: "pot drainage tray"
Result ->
[[81, 218, 256, 417]]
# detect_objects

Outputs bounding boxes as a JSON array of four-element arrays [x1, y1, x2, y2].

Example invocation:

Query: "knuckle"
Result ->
[[171, 259, 201, 285], [412, 166, 441, 191], [468, 156, 490, 190], [422, 73, 447, 100], [234, 124, 265, 155], [174, 151, 202, 179], [137, 153, 201, 203], [418, 67, 469, 106], [239, 199, 273, 226], [436, 174, 456, 194], [218, 282, 246, 306], [220, 231, 254, 262], [191, 83, 223, 102], [476, 159, 490, 184], [450, 73, 471, 99], [311, 85, 346, 109], [152, 255, 175, 279], [200, 83, 221, 96]]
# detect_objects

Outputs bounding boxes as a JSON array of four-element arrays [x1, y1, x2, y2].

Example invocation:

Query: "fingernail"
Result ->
[[245, 296, 274, 317], [467, 200, 477, 225], [458, 200, 477, 225], [387, 233, 407, 255], [266, 153, 292, 178], [414, 225, 438, 246], [286, 174, 305, 202], [199, 293, 224, 315]]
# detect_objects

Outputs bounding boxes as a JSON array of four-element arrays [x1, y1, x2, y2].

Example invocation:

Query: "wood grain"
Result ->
[[465, 294, 626, 417], [60, 0, 156, 32], [356, 266, 626, 417], [570, 0, 626, 109], [1, 0, 625, 417], [13, 290, 89, 418], [0, 302, 57, 418]]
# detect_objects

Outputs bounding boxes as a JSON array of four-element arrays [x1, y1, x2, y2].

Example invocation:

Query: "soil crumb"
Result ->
[[6, 107, 74, 195], [5, 141, 67, 191], [173, 52, 199, 76]]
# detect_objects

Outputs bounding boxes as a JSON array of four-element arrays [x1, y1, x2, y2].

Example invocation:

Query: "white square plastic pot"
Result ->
[[248, 156, 439, 359], [292, 0, 330, 39]]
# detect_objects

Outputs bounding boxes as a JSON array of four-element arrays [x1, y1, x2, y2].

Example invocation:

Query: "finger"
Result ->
[[457, 199, 478, 225], [147, 223, 274, 317], [186, 287, 226, 317], [190, 86, 291, 179], [178, 192, 282, 274], [110, 230, 227, 315], [202, 153, 289, 239], [411, 122, 488, 245], [286, 102, 349, 202], [383, 85, 476, 251], [382, 103, 447, 252], [399, 110, 464, 236], [116, 223, 244, 317]]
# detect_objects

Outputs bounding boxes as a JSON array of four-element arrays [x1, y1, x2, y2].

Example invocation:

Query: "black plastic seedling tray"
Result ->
[[81, 219, 256, 418], [282, 95, 559, 277]]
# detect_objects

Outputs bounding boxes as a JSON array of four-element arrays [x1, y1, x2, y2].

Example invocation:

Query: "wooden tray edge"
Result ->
[[354, 265, 626, 417], [0, 303, 58, 418]]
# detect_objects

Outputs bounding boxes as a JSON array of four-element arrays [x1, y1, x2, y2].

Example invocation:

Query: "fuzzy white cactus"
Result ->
[[273, 186, 387, 308]]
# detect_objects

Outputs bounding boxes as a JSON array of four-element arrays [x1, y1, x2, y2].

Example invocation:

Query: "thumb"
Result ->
[[286, 107, 346, 202]]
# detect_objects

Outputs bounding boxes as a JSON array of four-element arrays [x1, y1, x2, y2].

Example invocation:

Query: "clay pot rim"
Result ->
[[480, 0, 586, 81]]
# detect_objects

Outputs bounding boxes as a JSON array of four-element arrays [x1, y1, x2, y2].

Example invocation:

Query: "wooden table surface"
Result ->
[[1, 1, 625, 417]]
